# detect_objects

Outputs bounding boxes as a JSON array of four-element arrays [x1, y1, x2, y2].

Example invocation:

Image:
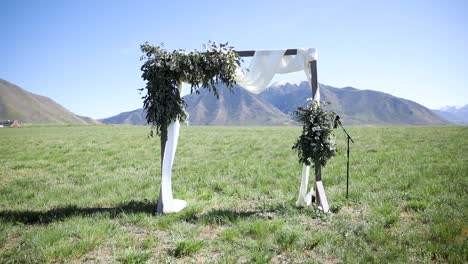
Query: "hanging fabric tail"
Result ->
[[296, 164, 312, 207], [234, 48, 317, 94]]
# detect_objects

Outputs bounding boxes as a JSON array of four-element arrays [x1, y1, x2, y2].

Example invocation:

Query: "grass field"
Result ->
[[0, 125, 467, 263]]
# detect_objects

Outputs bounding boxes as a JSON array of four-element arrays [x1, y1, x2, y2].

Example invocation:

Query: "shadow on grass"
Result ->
[[0, 200, 322, 226], [0, 206, 266, 226], [0, 200, 157, 225]]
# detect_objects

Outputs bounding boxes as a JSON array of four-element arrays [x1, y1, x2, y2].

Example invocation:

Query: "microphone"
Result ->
[[333, 115, 341, 129]]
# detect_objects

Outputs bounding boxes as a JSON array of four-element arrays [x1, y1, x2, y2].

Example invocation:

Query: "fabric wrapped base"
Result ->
[[295, 164, 329, 213], [295, 164, 312, 207], [162, 199, 187, 214]]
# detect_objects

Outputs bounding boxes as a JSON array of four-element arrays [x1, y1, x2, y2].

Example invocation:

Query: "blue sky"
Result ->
[[1, 0, 467, 118]]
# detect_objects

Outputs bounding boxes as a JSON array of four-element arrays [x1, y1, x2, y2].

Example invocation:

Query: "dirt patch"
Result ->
[[79, 244, 114, 264], [399, 211, 415, 221], [337, 205, 370, 224], [294, 214, 331, 232], [79, 225, 171, 263], [123, 224, 151, 242], [462, 226, 468, 238], [199, 225, 223, 240], [272, 253, 290, 263], [0, 228, 23, 257], [187, 252, 222, 264], [234, 199, 258, 211], [272, 253, 337, 264]]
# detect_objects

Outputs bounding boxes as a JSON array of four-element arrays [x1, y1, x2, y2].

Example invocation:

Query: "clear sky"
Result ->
[[1, 0, 467, 118]]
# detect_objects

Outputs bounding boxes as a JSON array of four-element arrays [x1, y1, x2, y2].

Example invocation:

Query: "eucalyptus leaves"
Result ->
[[293, 100, 337, 167], [140, 42, 241, 136]]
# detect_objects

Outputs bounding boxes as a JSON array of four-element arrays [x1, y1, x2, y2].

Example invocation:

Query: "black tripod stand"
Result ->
[[334, 116, 354, 198]]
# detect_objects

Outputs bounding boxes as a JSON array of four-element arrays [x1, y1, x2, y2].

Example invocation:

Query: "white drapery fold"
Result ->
[[159, 82, 187, 213], [234, 48, 318, 100]]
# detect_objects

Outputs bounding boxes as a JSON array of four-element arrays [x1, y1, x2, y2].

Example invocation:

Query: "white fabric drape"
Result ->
[[234, 48, 319, 101], [295, 164, 313, 207], [159, 82, 187, 213]]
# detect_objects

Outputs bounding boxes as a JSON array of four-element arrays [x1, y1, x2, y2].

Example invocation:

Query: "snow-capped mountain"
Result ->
[[269, 80, 304, 87], [432, 104, 468, 125], [439, 105, 464, 112]]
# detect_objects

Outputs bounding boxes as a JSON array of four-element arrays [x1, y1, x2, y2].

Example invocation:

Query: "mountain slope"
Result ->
[[101, 82, 451, 126], [184, 85, 296, 125], [100, 85, 296, 126], [432, 105, 468, 125], [76, 115, 101, 125], [259, 81, 450, 125], [99, 109, 147, 125], [0, 79, 97, 124]]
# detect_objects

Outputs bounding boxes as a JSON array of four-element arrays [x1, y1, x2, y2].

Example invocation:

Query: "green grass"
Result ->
[[0, 125, 467, 263], [172, 240, 205, 258]]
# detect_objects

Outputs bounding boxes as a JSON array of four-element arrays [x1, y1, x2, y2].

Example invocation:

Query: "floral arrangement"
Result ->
[[292, 100, 337, 167]]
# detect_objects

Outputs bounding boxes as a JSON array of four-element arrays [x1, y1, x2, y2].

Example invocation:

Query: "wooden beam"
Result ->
[[235, 49, 298, 57], [310, 61, 321, 185], [310, 60, 318, 98]]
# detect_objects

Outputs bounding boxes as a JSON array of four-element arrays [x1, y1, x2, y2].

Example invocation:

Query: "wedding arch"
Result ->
[[140, 44, 329, 214]]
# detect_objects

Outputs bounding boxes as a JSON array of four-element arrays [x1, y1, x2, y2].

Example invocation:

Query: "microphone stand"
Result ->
[[336, 118, 354, 198]]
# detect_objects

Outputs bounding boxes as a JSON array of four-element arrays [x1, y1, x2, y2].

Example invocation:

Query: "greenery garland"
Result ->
[[293, 100, 337, 167], [139, 42, 241, 136]]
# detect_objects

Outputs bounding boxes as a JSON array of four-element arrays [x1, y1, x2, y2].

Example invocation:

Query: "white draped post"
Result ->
[[296, 164, 312, 206], [235, 48, 328, 212], [156, 81, 187, 214]]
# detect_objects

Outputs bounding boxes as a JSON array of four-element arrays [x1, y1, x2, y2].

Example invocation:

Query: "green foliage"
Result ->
[[117, 248, 150, 264], [292, 100, 337, 166], [139, 42, 241, 136], [172, 240, 204, 258], [250, 251, 273, 264], [243, 220, 281, 239], [405, 199, 428, 212], [275, 228, 299, 250]]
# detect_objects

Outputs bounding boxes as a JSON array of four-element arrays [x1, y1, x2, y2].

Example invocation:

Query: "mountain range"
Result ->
[[99, 86, 295, 126], [99, 108, 147, 125], [101, 81, 451, 126], [431, 105, 468, 125], [0, 79, 99, 124], [1, 78, 461, 126], [259, 81, 449, 125], [183, 85, 296, 125]]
